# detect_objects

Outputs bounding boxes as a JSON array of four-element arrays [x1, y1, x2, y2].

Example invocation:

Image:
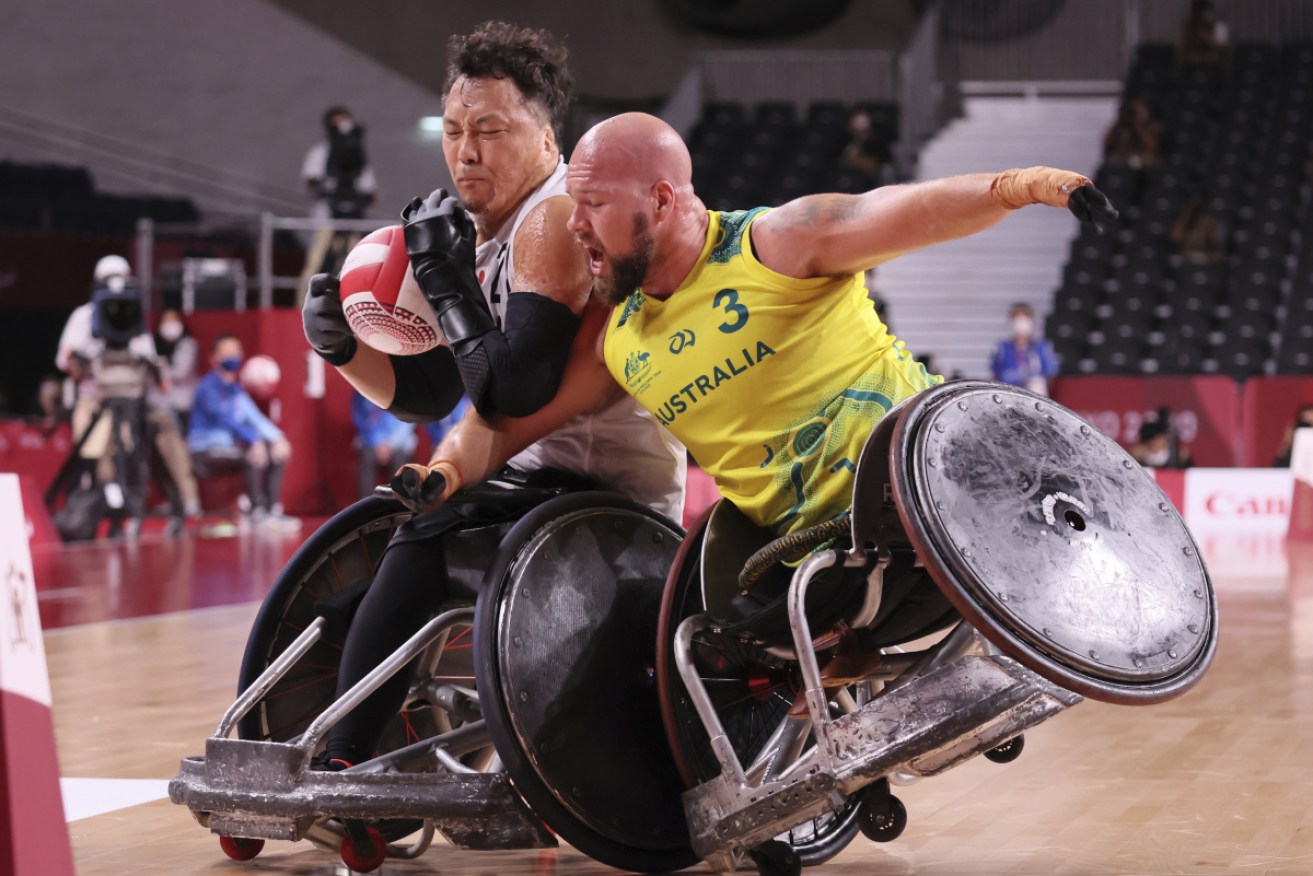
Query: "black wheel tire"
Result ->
[[984, 734, 1025, 764], [474, 492, 698, 875], [858, 792, 907, 843], [233, 495, 431, 842], [749, 839, 803, 876], [236, 495, 415, 742], [779, 797, 863, 866]]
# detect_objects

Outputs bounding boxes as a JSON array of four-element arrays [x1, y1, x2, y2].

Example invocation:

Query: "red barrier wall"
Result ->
[[1051, 376, 1242, 467], [1241, 376, 1313, 468]]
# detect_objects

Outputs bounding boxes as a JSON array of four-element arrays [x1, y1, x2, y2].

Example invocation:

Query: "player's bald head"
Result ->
[[570, 112, 692, 192]]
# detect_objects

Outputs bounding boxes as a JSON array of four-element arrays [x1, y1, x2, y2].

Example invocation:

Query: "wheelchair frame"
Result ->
[[670, 546, 1082, 871]]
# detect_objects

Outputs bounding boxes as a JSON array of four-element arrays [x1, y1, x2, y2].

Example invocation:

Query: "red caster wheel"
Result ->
[[218, 835, 264, 861], [340, 826, 387, 872]]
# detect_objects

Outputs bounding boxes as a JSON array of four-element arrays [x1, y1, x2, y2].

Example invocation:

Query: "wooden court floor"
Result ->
[[40, 533, 1313, 875]]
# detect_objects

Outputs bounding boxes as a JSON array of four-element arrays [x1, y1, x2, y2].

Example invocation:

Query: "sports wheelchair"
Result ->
[[171, 381, 1217, 875]]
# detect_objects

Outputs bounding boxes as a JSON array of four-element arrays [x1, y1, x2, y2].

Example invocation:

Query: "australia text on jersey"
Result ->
[[650, 340, 777, 426]]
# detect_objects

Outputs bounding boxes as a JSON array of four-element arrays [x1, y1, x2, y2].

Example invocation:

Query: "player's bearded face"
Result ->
[[594, 212, 655, 306]]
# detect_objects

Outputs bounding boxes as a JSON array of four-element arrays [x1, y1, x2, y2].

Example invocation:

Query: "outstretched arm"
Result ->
[[390, 298, 624, 511], [752, 167, 1115, 279]]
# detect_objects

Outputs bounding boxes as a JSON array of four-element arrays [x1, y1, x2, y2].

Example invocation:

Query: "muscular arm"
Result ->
[[752, 168, 1094, 279], [426, 298, 622, 493]]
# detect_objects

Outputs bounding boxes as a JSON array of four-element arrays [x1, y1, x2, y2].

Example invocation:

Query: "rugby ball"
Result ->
[[339, 225, 443, 356]]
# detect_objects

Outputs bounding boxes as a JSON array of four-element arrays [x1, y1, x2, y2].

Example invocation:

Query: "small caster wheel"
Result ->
[[858, 791, 907, 843], [218, 835, 264, 861], [340, 825, 387, 872], [748, 839, 802, 876], [984, 734, 1025, 764]]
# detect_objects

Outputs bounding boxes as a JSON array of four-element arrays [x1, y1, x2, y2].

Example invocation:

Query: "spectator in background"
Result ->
[[299, 106, 378, 301], [1181, 0, 1230, 68], [990, 302, 1058, 396], [1274, 404, 1313, 468], [1103, 98, 1163, 169], [56, 255, 197, 535], [839, 108, 891, 188], [154, 308, 199, 433], [32, 374, 66, 432], [351, 391, 417, 500], [188, 335, 298, 531], [1133, 409, 1193, 469], [1170, 195, 1226, 264]]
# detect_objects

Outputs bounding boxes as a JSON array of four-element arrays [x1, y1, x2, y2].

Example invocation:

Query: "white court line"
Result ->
[[61, 777, 170, 822]]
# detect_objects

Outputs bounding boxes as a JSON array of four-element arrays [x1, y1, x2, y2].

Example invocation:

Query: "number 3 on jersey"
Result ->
[[714, 288, 749, 334]]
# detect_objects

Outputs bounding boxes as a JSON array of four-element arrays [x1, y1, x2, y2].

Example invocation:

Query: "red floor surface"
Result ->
[[32, 518, 326, 630]]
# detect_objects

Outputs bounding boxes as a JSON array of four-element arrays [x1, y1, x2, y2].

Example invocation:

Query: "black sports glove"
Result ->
[[390, 462, 449, 514], [302, 273, 357, 366], [401, 189, 494, 347], [1067, 184, 1119, 236]]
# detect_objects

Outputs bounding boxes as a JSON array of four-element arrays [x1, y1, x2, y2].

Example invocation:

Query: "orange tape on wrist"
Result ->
[[990, 166, 1092, 210], [427, 459, 463, 501]]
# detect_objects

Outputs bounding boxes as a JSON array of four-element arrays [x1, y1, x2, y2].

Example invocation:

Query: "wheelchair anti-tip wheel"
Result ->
[[474, 492, 699, 874]]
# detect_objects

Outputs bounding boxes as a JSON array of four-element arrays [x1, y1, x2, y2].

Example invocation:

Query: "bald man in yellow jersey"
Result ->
[[390, 113, 1116, 537]]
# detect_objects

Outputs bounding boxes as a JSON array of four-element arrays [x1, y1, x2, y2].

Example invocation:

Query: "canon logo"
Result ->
[[1203, 492, 1290, 517]]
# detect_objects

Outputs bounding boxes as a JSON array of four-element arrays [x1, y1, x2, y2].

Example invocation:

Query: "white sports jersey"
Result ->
[[472, 160, 687, 521]]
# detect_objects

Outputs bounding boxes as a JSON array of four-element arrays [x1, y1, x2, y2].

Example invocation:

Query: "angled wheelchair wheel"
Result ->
[[235, 495, 502, 843], [474, 492, 698, 874], [237, 495, 417, 746], [889, 381, 1219, 704], [656, 504, 862, 867]]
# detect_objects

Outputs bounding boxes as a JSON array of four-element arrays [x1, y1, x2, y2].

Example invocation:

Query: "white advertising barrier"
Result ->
[[1290, 428, 1313, 541], [0, 473, 75, 874], [1180, 468, 1293, 580]]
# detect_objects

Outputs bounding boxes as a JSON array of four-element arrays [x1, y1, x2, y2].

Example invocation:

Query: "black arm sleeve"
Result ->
[[386, 345, 465, 423], [451, 291, 582, 419]]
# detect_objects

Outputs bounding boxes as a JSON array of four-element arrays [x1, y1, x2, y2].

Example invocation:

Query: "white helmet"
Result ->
[[93, 255, 131, 283]]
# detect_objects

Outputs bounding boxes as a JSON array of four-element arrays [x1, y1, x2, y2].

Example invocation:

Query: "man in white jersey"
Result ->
[[300, 22, 683, 769]]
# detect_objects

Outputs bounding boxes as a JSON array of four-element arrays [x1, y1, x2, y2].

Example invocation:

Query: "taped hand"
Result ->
[[1066, 184, 1119, 235], [390, 462, 451, 514]]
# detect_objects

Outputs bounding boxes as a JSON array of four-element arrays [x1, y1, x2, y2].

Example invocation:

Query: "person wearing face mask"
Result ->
[[187, 335, 297, 530], [1133, 409, 1193, 469], [990, 302, 1059, 396], [298, 106, 379, 303], [154, 309, 198, 431]]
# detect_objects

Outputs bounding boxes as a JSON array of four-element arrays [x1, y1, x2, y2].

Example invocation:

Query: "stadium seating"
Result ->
[[1048, 41, 1313, 378], [687, 99, 902, 211], [0, 160, 200, 235]]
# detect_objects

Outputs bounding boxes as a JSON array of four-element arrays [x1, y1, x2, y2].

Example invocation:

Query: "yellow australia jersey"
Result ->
[[603, 208, 942, 535]]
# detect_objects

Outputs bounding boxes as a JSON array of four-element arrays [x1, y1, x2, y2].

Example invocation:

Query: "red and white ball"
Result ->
[[339, 225, 444, 356], [240, 355, 281, 400]]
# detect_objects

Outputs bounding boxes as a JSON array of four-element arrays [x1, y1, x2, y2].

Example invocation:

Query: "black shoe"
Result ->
[[310, 752, 355, 772]]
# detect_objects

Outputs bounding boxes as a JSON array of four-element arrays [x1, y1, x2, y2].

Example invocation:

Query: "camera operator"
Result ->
[[54, 255, 198, 538], [298, 106, 377, 302]]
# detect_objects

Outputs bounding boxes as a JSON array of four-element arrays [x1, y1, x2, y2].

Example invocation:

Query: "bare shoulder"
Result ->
[[751, 193, 862, 278], [510, 196, 590, 314]]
